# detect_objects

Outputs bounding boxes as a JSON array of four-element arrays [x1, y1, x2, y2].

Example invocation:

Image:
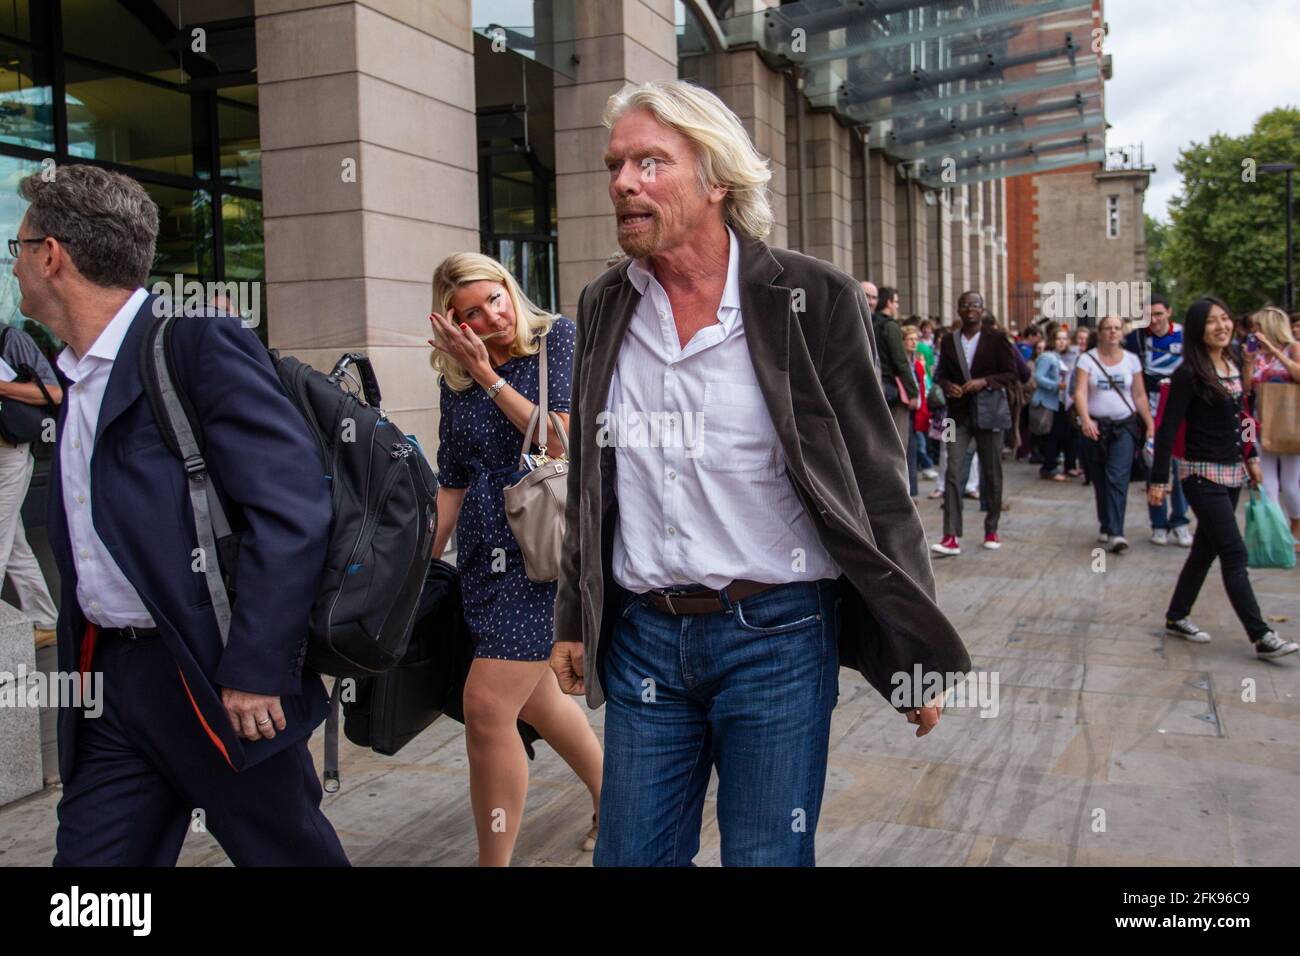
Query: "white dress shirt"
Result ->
[[56, 287, 156, 628], [608, 227, 840, 592], [960, 329, 981, 371]]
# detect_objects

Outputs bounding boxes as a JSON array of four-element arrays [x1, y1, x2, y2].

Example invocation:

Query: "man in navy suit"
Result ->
[[13, 163, 347, 865]]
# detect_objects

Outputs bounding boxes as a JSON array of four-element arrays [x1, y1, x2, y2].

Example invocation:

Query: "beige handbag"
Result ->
[[1258, 381, 1300, 454], [502, 330, 570, 582]]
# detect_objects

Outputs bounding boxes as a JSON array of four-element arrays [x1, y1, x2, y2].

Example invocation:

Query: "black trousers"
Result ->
[[54, 631, 349, 866], [1167, 475, 1270, 642], [1037, 407, 1069, 477], [943, 421, 1003, 538]]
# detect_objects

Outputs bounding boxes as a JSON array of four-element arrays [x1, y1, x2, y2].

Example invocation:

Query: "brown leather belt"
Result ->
[[643, 579, 780, 616]]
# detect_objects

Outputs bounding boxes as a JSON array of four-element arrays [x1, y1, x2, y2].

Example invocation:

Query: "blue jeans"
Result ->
[[1148, 462, 1189, 530], [595, 579, 841, 867], [916, 431, 935, 470], [1081, 421, 1138, 537]]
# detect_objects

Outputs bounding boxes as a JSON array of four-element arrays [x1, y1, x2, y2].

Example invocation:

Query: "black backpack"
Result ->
[[140, 313, 438, 789]]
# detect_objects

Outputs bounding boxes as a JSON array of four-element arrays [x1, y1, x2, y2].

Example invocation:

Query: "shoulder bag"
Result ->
[[0, 326, 58, 445], [953, 332, 1012, 432], [502, 329, 571, 583]]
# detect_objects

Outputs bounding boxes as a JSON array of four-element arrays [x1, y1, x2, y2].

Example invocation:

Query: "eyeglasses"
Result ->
[[8, 236, 60, 257]]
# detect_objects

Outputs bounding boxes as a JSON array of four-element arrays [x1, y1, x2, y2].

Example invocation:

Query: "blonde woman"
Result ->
[[428, 253, 602, 865], [1244, 306, 1300, 547]]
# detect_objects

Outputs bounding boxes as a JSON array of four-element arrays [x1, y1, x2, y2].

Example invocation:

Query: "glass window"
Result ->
[[0, 0, 34, 42], [222, 193, 265, 340], [61, 0, 185, 84], [148, 184, 214, 282], [0, 152, 41, 328], [65, 62, 194, 177], [0, 36, 54, 150], [218, 87, 260, 189]]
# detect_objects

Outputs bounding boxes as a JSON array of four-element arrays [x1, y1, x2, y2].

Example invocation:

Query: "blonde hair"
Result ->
[[603, 79, 774, 240], [1251, 306, 1296, 347], [431, 252, 555, 392]]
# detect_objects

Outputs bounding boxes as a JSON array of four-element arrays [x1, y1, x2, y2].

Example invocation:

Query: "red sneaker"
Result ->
[[983, 533, 1001, 550], [931, 535, 961, 556]]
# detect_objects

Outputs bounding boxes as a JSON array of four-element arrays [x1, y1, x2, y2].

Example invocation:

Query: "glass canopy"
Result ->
[[717, 0, 1107, 187]]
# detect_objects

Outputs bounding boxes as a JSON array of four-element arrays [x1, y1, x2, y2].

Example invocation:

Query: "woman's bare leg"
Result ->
[[518, 666, 603, 813], [462, 657, 549, 866]]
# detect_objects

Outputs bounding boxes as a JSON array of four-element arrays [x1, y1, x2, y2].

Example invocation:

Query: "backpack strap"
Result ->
[[139, 314, 234, 648]]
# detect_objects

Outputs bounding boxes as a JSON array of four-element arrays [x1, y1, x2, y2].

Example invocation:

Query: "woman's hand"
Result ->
[[1080, 416, 1099, 441], [1246, 458, 1264, 489], [1255, 332, 1284, 359], [429, 310, 493, 382], [1147, 484, 1167, 507]]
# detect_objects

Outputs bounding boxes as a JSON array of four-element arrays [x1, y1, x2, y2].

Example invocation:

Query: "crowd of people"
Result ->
[[863, 283, 1300, 662], [2, 75, 1293, 872]]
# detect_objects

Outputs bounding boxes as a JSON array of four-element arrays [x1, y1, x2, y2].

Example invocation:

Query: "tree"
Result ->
[[1164, 107, 1300, 315], [1144, 213, 1184, 313]]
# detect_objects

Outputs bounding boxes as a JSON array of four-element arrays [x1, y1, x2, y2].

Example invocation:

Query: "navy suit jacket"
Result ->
[[49, 295, 332, 783]]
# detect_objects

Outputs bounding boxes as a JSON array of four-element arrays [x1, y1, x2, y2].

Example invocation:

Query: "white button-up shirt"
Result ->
[[960, 329, 981, 370], [608, 227, 840, 592], [56, 287, 156, 628]]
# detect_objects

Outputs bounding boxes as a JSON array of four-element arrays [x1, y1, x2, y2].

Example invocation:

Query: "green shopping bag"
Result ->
[[1245, 488, 1297, 569]]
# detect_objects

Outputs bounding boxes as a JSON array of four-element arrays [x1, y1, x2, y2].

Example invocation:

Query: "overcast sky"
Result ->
[[1105, 0, 1300, 222]]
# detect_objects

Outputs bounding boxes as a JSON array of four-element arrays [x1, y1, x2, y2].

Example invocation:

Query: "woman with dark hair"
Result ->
[[1149, 297, 1298, 659]]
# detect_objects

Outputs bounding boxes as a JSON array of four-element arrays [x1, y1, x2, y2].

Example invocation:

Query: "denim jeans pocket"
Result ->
[[732, 588, 822, 635], [620, 594, 643, 621]]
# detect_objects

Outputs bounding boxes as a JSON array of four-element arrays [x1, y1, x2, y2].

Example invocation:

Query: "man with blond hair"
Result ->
[[550, 79, 968, 866]]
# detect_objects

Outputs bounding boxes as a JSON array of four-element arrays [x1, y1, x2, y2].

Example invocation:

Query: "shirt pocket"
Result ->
[[700, 381, 780, 473]]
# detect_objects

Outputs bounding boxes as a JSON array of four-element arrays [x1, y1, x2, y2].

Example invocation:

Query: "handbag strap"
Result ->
[[0, 325, 57, 409], [516, 327, 570, 464], [1084, 350, 1137, 418]]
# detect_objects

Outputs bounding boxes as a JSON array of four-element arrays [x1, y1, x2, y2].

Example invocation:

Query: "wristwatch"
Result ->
[[484, 377, 507, 399]]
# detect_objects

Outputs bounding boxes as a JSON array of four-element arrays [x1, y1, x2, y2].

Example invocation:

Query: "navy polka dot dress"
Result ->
[[437, 317, 576, 661]]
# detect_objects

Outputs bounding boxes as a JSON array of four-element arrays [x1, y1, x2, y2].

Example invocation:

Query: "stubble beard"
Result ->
[[616, 217, 662, 260]]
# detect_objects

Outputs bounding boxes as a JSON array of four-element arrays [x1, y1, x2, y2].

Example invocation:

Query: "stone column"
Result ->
[[949, 185, 970, 318], [927, 189, 952, 322], [968, 180, 986, 303], [0, 601, 41, 806], [865, 150, 897, 287], [996, 178, 1010, 326], [796, 112, 854, 272], [894, 176, 928, 317], [680, 49, 788, 250], [256, 0, 478, 452], [555, 0, 676, 317]]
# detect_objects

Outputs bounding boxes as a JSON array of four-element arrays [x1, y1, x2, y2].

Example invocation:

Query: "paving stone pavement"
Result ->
[[1, 458, 1296, 866]]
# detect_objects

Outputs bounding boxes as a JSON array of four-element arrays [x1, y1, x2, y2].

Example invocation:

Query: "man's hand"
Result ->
[[1246, 458, 1264, 489], [550, 640, 585, 696], [1147, 484, 1167, 507], [943, 381, 964, 399], [961, 377, 988, 395], [906, 704, 942, 737], [221, 687, 286, 741]]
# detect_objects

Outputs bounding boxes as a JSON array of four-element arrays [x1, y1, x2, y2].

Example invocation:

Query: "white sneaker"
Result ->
[[1151, 529, 1169, 546], [1255, 631, 1299, 660], [921, 468, 939, 480], [1172, 526, 1193, 547], [1109, 535, 1129, 553], [1166, 618, 1211, 643], [1097, 532, 1110, 545]]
